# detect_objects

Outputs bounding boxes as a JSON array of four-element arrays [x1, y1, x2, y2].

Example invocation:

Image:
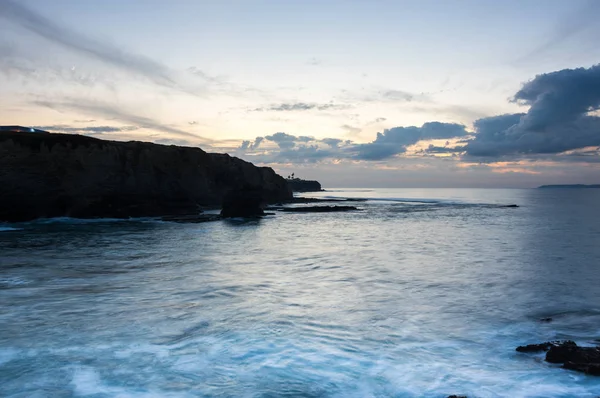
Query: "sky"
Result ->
[[1, 0, 599, 188]]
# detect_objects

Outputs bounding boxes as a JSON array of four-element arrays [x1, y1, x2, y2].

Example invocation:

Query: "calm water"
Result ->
[[1, 188, 600, 397]]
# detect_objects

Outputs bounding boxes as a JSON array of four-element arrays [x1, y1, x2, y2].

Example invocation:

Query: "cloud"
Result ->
[[250, 136, 264, 150], [264, 132, 313, 149], [239, 123, 469, 164], [341, 124, 361, 135], [32, 124, 138, 135], [240, 140, 251, 150], [424, 144, 465, 154], [322, 138, 343, 148], [32, 99, 212, 143], [0, 0, 191, 92], [380, 89, 426, 102], [517, 0, 600, 63], [350, 122, 469, 160], [465, 64, 600, 158], [253, 102, 348, 112]]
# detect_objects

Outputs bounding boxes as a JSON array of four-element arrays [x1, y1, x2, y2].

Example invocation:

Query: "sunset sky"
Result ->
[[1, 0, 599, 187]]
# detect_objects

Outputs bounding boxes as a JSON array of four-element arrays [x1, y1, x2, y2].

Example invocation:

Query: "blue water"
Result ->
[[1, 188, 600, 397]]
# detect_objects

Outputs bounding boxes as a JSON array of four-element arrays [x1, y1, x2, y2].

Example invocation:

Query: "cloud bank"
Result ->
[[237, 121, 469, 163], [237, 64, 600, 166], [464, 64, 600, 158]]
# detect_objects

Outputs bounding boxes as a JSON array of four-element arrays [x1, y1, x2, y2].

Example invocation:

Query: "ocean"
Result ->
[[1, 188, 600, 397]]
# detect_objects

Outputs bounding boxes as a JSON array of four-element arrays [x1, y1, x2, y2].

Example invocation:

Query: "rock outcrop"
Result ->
[[516, 340, 600, 376], [0, 130, 292, 222], [220, 186, 266, 218], [286, 178, 322, 192]]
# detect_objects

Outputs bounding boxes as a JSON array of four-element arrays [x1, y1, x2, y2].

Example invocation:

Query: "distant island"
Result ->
[[285, 176, 322, 192], [538, 184, 600, 189]]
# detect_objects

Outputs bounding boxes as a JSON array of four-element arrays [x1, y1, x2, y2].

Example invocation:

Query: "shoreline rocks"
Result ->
[[516, 340, 600, 376], [281, 205, 359, 213]]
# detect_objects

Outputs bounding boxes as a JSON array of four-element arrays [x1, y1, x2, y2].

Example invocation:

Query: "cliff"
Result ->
[[0, 130, 292, 222], [286, 178, 322, 192]]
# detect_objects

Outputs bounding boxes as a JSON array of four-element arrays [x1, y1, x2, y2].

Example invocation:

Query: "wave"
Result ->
[[0, 227, 23, 232]]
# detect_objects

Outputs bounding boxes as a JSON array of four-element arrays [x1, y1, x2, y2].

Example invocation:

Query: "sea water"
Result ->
[[1, 188, 600, 397]]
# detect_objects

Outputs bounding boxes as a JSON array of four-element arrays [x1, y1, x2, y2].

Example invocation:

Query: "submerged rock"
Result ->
[[517, 340, 600, 376]]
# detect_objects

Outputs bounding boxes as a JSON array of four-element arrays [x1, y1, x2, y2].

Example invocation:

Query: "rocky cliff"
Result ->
[[286, 178, 322, 192], [0, 130, 292, 222]]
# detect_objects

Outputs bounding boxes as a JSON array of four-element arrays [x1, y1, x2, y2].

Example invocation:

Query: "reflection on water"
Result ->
[[1, 188, 600, 397]]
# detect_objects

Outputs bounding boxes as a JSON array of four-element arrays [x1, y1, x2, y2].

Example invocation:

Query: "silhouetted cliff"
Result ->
[[286, 178, 322, 192], [0, 130, 292, 222]]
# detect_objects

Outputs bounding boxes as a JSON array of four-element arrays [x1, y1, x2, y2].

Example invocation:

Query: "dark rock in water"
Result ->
[[563, 361, 600, 376], [545, 341, 600, 364], [516, 342, 557, 353], [286, 178, 322, 192], [447, 395, 467, 398], [220, 186, 266, 218], [517, 340, 600, 376], [504, 204, 519, 208], [0, 129, 292, 222], [161, 214, 222, 223], [540, 317, 553, 322], [290, 197, 367, 204], [281, 205, 359, 213]]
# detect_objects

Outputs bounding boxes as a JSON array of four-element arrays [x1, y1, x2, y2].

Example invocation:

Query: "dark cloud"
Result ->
[[424, 144, 466, 154], [33, 99, 212, 143], [264, 132, 303, 148], [253, 102, 347, 112], [465, 64, 600, 158], [350, 122, 469, 160], [250, 137, 264, 150], [239, 140, 251, 150], [237, 137, 263, 151], [322, 138, 343, 148], [240, 123, 469, 163]]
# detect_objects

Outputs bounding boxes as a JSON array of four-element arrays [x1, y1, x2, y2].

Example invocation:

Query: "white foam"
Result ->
[[0, 277, 31, 286], [0, 227, 22, 232], [0, 348, 19, 365], [71, 366, 191, 398]]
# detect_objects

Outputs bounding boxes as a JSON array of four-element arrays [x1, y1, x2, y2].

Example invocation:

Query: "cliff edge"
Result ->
[[0, 130, 292, 222], [286, 178, 322, 192]]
